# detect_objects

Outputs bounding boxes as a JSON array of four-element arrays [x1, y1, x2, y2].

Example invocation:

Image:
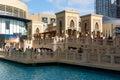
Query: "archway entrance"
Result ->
[[59, 20, 62, 37], [67, 20, 77, 37], [68, 29, 77, 37]]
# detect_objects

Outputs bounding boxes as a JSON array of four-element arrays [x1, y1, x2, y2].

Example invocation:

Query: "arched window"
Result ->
[[95, 23, 99, 31], [84, 23, 88, 34], [59, 21, 62, 36], [60, 20, 62, 27], [36, 28, 39, 33], [95, 23, 100, 37], [70, 20, 74, 27]]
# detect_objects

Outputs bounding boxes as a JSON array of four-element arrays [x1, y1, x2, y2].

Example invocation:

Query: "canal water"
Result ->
[[0, 60, 120, 80]]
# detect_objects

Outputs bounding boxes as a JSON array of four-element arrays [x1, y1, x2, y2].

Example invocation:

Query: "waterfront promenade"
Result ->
[[0, 48, 120, 71]]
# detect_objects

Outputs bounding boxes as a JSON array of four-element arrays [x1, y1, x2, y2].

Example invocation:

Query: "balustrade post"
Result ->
[[82, 49, 89, 63], [73, 53, 76, 60], [98, 53, 101, 64], [31, 51, 33, 60], [26, 52, 30, 60], [66, 53, 68, 60], [111, 55, 114, 64]]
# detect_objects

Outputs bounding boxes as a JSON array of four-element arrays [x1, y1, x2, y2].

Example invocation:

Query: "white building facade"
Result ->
[[0, 0, 31, 47]]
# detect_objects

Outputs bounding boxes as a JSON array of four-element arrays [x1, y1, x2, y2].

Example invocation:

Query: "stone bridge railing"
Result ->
[[0, 49, 120, 70], [0, 50, 56, 64]]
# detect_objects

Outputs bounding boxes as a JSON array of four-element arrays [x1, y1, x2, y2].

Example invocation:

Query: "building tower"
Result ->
[[81, 14, 103, 38], [116, 0, 120, 18], [54, 10, 79, 51], [55, 10, 79, 38], [95, 0, 112, 17]]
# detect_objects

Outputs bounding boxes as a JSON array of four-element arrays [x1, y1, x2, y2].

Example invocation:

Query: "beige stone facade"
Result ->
[[32, 10, 103, 50], [81, 14, 103, 38], [56, 10, 80, 38], [27, 14, 56, 39], [26, 14, 56, 48], [28, 14, 56, 24], [24, 10, 119, 51]]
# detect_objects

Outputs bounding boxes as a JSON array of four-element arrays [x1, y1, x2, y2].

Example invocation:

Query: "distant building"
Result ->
[[111, 1, 117, 18], [95, 0, 111, 17], [116, 0, 120, 18], [95, 0, 120, 18]]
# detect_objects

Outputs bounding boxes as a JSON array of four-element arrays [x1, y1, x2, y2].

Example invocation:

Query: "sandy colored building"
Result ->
[[26, 14, 56, 48], [28, 14, 56, 24], [56, 10, 80, 38], [32, 10, 103, 50], [81, 14, 103, 38]]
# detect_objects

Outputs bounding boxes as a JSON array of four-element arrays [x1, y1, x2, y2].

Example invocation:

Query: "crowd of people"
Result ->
[[4, 47, 54, 56]]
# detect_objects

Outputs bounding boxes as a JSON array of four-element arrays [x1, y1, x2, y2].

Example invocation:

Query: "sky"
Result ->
[[22, 0, 95, 16]]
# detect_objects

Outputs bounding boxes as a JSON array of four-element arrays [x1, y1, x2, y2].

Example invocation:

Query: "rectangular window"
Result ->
[[6, 6, 12, 15], [42, 17, 48, 23], [51, 18, 55, 23], [5, 21, 10, 30], [0, 4, 5, 11], [14, 7, 18, 17], [116, 26, 120, 36]]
